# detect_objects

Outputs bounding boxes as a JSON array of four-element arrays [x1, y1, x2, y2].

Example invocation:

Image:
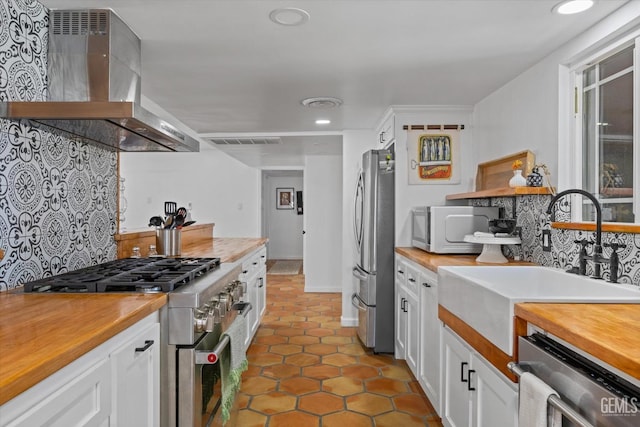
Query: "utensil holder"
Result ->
[[156, 228, 182, 256]]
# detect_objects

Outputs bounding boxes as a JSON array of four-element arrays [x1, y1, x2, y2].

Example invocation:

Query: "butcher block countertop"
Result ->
[[515, 303, 640, 379], [0, 293, 166, 405], [0, 237, 267, 406], [181, 237, 268, 262], [395, 247, 535, 272]]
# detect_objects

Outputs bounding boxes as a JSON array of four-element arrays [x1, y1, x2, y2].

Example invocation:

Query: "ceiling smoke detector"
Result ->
[[269, 8, 310, 26], [301, 97, 343, 109]]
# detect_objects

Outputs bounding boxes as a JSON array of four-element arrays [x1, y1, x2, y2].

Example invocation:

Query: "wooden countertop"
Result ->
[[395, 247, 535, 272], [0, 293, 166, 405], [0, 237, 267, 405], [181, 237, 268, 262], [515, 303, 640, 379]]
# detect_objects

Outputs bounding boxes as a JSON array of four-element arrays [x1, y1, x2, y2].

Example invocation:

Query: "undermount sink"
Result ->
[[438, 266, 640, 356]]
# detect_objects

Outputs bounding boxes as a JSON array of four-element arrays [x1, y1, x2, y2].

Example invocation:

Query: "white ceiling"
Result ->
[[41, 0, 629, 166]]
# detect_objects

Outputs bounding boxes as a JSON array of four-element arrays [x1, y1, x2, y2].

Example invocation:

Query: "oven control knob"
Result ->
[[218, 294, 230, 317], [205, 302, 221, 332], [194, 308, 208, 333]]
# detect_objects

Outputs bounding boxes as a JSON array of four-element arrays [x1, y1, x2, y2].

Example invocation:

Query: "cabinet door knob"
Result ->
[[135, 340, 154, 353], [422, 282, 431, 287], [408, 278, 416, 283], [398, 269, 404, 274], [460, 362, 468, 382], [467, 369, 476, 391]]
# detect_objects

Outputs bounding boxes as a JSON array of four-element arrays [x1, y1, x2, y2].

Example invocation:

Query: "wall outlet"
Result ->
[[542, 229, 552, 252]]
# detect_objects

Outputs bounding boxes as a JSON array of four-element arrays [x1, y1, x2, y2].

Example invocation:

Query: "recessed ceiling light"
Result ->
[[269, 8, 310, 26], [552, 0, 594, 15], [315, 119, 331, 125], [301, 97, 343, 108]]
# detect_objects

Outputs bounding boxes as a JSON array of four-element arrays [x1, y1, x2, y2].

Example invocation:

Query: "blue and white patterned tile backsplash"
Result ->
[[0, 0, 117, 290]]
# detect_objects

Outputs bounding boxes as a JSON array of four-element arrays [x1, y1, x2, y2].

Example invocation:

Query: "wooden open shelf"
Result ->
[[446, 187, 554, 200], [600, 188, 633, 197], [551, 221, 640, 234]]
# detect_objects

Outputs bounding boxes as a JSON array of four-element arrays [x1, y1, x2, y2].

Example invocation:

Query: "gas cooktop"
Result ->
[[23, 257, 221, 293]]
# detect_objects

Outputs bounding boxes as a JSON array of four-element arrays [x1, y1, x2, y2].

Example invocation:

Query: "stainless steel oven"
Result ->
[[511, 333, 639, 427], [176, 301, 251, 427], [165, 263, 245, 427]]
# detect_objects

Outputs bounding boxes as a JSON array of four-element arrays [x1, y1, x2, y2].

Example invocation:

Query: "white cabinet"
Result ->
[[377, 113, 395, 146], [1, 313, 160, 427], [2, 359, 111, 427], [418, 268, 441, 415], [395, 254, 441, 415], [110, 322, 160, 427], [239, 245, 267, 345], [394, 257, 419, 375], [441, 327, 517, 427]]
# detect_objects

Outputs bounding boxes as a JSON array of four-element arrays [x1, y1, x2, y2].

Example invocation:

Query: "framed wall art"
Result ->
[[407, 127, 462, 185], [276, 188, 294, 209]]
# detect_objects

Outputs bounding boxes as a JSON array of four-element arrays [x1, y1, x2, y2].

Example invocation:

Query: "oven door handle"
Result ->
[[195, 303, 253, 365]]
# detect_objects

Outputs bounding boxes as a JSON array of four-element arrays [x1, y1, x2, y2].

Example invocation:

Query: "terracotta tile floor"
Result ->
[[234, 271, 443, 426]]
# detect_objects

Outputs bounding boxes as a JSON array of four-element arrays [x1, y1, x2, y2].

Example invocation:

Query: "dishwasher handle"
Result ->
[[508, 362, 595, 427]]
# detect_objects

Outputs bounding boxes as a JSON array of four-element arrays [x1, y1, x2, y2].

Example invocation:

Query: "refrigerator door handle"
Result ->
[[353, 169, 364, 251], [352, 266, 368, 281], [351, 293, 368, 311]]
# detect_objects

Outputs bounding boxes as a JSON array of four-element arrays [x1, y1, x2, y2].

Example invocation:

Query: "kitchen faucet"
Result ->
[[546, 189, 608, 280]]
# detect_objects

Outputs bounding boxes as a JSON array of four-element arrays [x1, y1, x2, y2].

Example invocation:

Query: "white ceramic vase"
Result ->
[[509, 169, 527, 188]]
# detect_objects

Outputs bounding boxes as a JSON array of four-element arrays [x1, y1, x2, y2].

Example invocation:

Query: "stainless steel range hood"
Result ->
[[0, 9, 199, 152]]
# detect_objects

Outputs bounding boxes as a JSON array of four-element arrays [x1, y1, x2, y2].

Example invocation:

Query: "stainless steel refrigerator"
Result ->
[[351, 148, 395, 353]]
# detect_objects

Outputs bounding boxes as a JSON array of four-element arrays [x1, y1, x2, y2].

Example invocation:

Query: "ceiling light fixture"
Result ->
[[552, 0, 594, 15], [269, 8, 310, 26], [301, 97, 343, 108], [315, 119, 331, 125]]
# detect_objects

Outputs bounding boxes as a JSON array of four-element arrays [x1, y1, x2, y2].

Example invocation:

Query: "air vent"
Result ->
[[301, 97, 343, 109], [51, 10, 109, 36], [208, 137, 282, 145]]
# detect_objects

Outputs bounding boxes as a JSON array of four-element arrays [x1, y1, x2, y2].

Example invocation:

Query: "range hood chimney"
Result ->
[[0, 9, 199, 152]]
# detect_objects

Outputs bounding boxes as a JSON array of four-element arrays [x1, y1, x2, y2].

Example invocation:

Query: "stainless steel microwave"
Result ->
[[411, 206, 499, 254]]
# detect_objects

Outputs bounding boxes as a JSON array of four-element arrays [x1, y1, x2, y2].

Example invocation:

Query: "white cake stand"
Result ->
[[464, 235, 522, 263]]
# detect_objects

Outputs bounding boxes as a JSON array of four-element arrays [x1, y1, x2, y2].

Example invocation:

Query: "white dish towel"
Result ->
[[518, 372, 562, 427]]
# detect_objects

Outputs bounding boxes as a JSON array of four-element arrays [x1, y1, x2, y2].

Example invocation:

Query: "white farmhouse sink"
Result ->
[[438, 266, 640, 356]]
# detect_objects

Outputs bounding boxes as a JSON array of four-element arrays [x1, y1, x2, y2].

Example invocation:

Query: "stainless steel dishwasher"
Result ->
[[511, 333, 639, 427]]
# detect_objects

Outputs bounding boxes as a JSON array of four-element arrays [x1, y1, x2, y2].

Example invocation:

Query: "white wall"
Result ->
[[119, 143, 261, 237], [341, 130, 377, 326], [303, 155, 343, 292], [263, 174, 304, 259], [392, 106, 476, 246], [473, 3, 640, 189]]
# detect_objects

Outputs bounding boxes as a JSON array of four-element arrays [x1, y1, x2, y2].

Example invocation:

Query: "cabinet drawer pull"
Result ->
[[398, 269, 404, 274], [243, 270, 248, 274], [253, 262, 258, 265], [460, 362, 468, 382], [422, 282, 431, 288], [400, 297, 406, 311], [135, 340, 154, 353], [467, 369, 476, 391], [408, 278, 416, 283]]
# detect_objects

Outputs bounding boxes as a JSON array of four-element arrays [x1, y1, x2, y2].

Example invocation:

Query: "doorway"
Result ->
[[261, 170, 304, 273]]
